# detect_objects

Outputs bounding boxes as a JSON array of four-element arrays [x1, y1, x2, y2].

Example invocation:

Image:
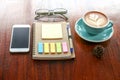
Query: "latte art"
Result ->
[[84, 12, 108, 28], [89, 13, 99, 22]]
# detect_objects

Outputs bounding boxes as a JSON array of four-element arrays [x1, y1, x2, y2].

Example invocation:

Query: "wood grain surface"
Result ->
[[0, 0, 120, 80]]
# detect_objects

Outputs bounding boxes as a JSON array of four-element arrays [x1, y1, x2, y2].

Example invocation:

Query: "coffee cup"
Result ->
[[82, 11, 113, 35]]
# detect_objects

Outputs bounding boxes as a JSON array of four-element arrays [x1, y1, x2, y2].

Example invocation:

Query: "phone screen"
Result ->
[[11, 28, 29, 48]]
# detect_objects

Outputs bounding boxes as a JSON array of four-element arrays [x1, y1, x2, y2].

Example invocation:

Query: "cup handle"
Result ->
[[105, 20, 113, 29]]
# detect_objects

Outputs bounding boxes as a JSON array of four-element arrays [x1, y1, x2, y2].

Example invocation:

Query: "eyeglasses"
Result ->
[[35, 8, 68, 22]]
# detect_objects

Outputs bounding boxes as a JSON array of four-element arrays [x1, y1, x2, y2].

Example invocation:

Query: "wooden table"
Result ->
[[0, 0, 120, 80]]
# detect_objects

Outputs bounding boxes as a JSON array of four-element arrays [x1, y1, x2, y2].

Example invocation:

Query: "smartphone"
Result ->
[[9, 25, 30, 53]]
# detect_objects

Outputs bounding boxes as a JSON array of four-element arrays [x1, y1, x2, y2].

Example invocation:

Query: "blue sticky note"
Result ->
[[38, 42, 43, 54]]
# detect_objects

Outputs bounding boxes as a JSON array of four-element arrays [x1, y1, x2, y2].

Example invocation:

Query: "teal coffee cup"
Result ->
[[82, 11, 113, 35]]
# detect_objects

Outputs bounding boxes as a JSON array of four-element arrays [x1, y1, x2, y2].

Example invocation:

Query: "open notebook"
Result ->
[[32, 22, 75, 60]]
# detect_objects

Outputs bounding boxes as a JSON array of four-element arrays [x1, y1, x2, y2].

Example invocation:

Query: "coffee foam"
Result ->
[[84, 12, 108, 28]]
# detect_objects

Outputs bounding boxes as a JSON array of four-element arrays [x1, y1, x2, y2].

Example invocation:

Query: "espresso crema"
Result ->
[[84, 11, 108, 28]]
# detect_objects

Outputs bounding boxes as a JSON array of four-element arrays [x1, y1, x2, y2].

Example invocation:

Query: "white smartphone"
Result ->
[[9, 24, 30, 53]]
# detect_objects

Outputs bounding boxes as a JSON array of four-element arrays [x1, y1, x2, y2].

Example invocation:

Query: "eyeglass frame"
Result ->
[[35, 8, 68, 21]]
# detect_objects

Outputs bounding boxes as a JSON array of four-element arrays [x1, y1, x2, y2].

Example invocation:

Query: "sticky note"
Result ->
[[44, 43, 49, 53], [50, 43, 55, 53], [62, 42, 68, 53], [42, 23, 63, 39], [56, 42, 62, 53], [38, 42, 43, 53]]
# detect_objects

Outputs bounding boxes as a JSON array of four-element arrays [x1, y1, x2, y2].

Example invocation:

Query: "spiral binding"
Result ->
[[32, 24, 36, 55]]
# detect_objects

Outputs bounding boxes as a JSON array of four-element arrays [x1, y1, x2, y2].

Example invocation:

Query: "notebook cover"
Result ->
[[32, 22, 75, 60]]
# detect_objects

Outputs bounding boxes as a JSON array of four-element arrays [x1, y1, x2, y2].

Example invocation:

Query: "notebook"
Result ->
[[32, 22, 75, 60]]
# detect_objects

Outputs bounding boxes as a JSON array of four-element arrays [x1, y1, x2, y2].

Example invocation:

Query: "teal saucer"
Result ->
[[75, 18, 114, 43]]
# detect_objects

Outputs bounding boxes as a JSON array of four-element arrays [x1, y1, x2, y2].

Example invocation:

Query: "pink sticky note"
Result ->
[[62, 42, 68, 53]]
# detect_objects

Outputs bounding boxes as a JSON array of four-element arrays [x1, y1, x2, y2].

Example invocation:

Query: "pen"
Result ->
[[69, 38, 73, 53], [67, 23, 72, 38], [67, 23, 74, 53]]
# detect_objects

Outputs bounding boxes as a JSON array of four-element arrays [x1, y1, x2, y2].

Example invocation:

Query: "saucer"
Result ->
[[75, 18, 114, 43]]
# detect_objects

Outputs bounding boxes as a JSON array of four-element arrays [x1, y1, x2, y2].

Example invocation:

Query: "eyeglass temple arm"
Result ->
[[60, 14, 68, 21]]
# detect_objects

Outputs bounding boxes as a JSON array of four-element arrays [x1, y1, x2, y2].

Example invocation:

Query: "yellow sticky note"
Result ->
[[44, 43, 49, 53], [42, 23, 63, 39], [50, 43, 55, 53]]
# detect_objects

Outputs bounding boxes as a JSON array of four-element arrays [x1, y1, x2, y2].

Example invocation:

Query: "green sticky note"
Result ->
[[56, 42, 62, 53]]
